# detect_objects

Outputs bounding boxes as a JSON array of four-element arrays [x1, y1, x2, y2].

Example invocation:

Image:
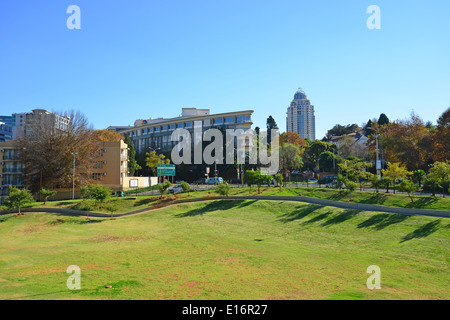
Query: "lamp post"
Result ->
[[367, 127, 381, 180], [71, 152, 78, 200]]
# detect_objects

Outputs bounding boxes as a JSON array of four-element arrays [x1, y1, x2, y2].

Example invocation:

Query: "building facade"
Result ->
[[112, 108, 254, 154], [0, 109, 71, 140], [0, 122, 13, 142], [286, 89, 316, 140], [0, 140, 131, 203]]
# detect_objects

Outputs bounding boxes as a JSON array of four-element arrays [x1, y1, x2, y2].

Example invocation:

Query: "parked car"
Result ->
[[194, 178, 207, 184], [307, 178, 318, 183], [207, 177, 224, 185], [168, 185, 183, 194]]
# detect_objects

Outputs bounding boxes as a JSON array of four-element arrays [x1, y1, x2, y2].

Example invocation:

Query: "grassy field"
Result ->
[[0, 200, 448, 300], [1, 185, 448, 215]]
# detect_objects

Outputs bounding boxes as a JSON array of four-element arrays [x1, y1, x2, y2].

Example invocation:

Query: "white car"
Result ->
[[169, 185, 183, 194]]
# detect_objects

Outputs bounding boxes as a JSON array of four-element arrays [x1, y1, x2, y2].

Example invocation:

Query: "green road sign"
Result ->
[[157, 164, 176, 177]]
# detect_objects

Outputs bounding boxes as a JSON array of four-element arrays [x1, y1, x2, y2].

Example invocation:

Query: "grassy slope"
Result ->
[[1, 186, 449, 215], [0, 200, 448, 300]]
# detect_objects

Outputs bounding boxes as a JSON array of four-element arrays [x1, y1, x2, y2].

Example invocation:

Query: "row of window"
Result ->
[[129, 116, 251, 137]]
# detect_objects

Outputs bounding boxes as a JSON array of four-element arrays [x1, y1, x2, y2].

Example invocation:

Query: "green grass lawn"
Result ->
[[0, 200, 448, 300], [2, 185, 448, 215]]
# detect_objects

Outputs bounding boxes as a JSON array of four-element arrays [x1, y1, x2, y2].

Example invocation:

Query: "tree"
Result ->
[[378, 113, 390, 126], [16, 110, 98, 192], [326, 124, 359, 139], [412, 169, 426, 188], [266, 116, 278, 146], [123, 134, 139, 176], [370, 174, 382, 193], [427, 161, 450, 197], [158, 181, 172, 198], [279, 132, 306, 149], [275, 173, 284, 192], [40, 188, 57, 205], [279, 143, 303, 175], [344, 180, 358, 201], [244, 171, 271, 194], [397, 180, 418, 203], [382, 162, 412, 194], [81, 184, 111, 205], [146, 151, 171, 176], [363, 119, 374, 136], [216, 182, 231, 197], [338, 158, 373, 183], [5, 187, 34, 215], [432, 107, 450, 162], [180, 181, 191, 195]]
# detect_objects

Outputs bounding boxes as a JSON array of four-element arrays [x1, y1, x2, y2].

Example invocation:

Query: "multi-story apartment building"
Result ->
[[112, 108, 254, 154], [286, 89, 316, 140], [0, 109, 71, 140], [0, 140, 131, 203], [0, 122, 13, 142]]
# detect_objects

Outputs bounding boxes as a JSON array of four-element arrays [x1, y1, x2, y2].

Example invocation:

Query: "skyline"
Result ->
[[0, 0, 449, 139]]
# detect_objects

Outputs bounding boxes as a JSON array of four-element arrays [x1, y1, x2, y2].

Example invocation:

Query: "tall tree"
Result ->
[[266, 116, 278, 146], [378, 113, 390, 126], [123, 134, 139, 176], [432, 107, 450, 162], [17, 110, 97, 192], [279, 143, 303, 175]]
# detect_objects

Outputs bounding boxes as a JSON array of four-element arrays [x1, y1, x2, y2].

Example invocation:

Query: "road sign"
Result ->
[[157, 164, 175, 177]]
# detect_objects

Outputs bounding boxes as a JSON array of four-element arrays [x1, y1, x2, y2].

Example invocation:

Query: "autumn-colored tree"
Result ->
[[368, 113, 432, 171], [93, 129, 124, 142], [279, 132, 307, 150], [432, 107, 450, 162]]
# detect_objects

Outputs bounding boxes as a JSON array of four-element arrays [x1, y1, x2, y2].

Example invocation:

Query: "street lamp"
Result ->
[[367, 127, 381, 180], [71, 152, 78, 200]]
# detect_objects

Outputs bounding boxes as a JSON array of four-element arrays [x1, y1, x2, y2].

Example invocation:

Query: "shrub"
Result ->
[[5, 187, 34, 215], [216, 182, 231, 197]]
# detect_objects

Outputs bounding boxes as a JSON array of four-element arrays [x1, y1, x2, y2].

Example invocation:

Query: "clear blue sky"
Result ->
[[1, 0, 449, 139]]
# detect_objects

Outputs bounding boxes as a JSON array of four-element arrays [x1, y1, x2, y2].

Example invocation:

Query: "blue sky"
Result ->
[[0, 0, 449, 138]]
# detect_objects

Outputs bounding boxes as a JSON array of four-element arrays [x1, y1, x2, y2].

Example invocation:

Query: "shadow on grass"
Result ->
[[358, 193, 388, 205], [277, 205, 324, 223], [401, 220, 442, 243], [405, 197, 438, 209], [176, 200, 258, 217], [327, 191, 348, 201], [302, 211, 334, 225], [321, 209, 361, 227], [134, 198, 158, 207], [357, 213, 410, 230]]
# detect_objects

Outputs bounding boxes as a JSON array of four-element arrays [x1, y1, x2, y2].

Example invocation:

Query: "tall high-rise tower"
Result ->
[[286, 88, 316, 140]]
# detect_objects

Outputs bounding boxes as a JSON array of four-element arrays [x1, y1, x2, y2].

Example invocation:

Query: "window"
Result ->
[[169, 124, 176, 130], [162, 125, 168, 131], [155, 127, 161, 132], [185, 122, 193, 128], [149, 127, 154, 133], [225, 117, 235, 124], [214, 118, 223, 125], [177, 123, 183, 129]]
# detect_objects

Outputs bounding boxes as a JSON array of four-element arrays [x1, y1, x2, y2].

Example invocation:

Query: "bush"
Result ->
[[216, 182, 231, 197], [397, 180, 418, 203], [5, 187, 34, 215], [180, 181, 191, 194], [80, 185, 112, 204]]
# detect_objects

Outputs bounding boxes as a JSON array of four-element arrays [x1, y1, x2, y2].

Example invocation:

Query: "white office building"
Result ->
[[286, 89, 316, 140]]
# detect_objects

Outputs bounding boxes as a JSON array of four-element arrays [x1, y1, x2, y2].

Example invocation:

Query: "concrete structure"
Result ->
[[286, 89, 316, 140], [111, 108, 254, 154], [0, 139, 144, 203], [0, 122, 13, 142], [0, 109, 71, 140]]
